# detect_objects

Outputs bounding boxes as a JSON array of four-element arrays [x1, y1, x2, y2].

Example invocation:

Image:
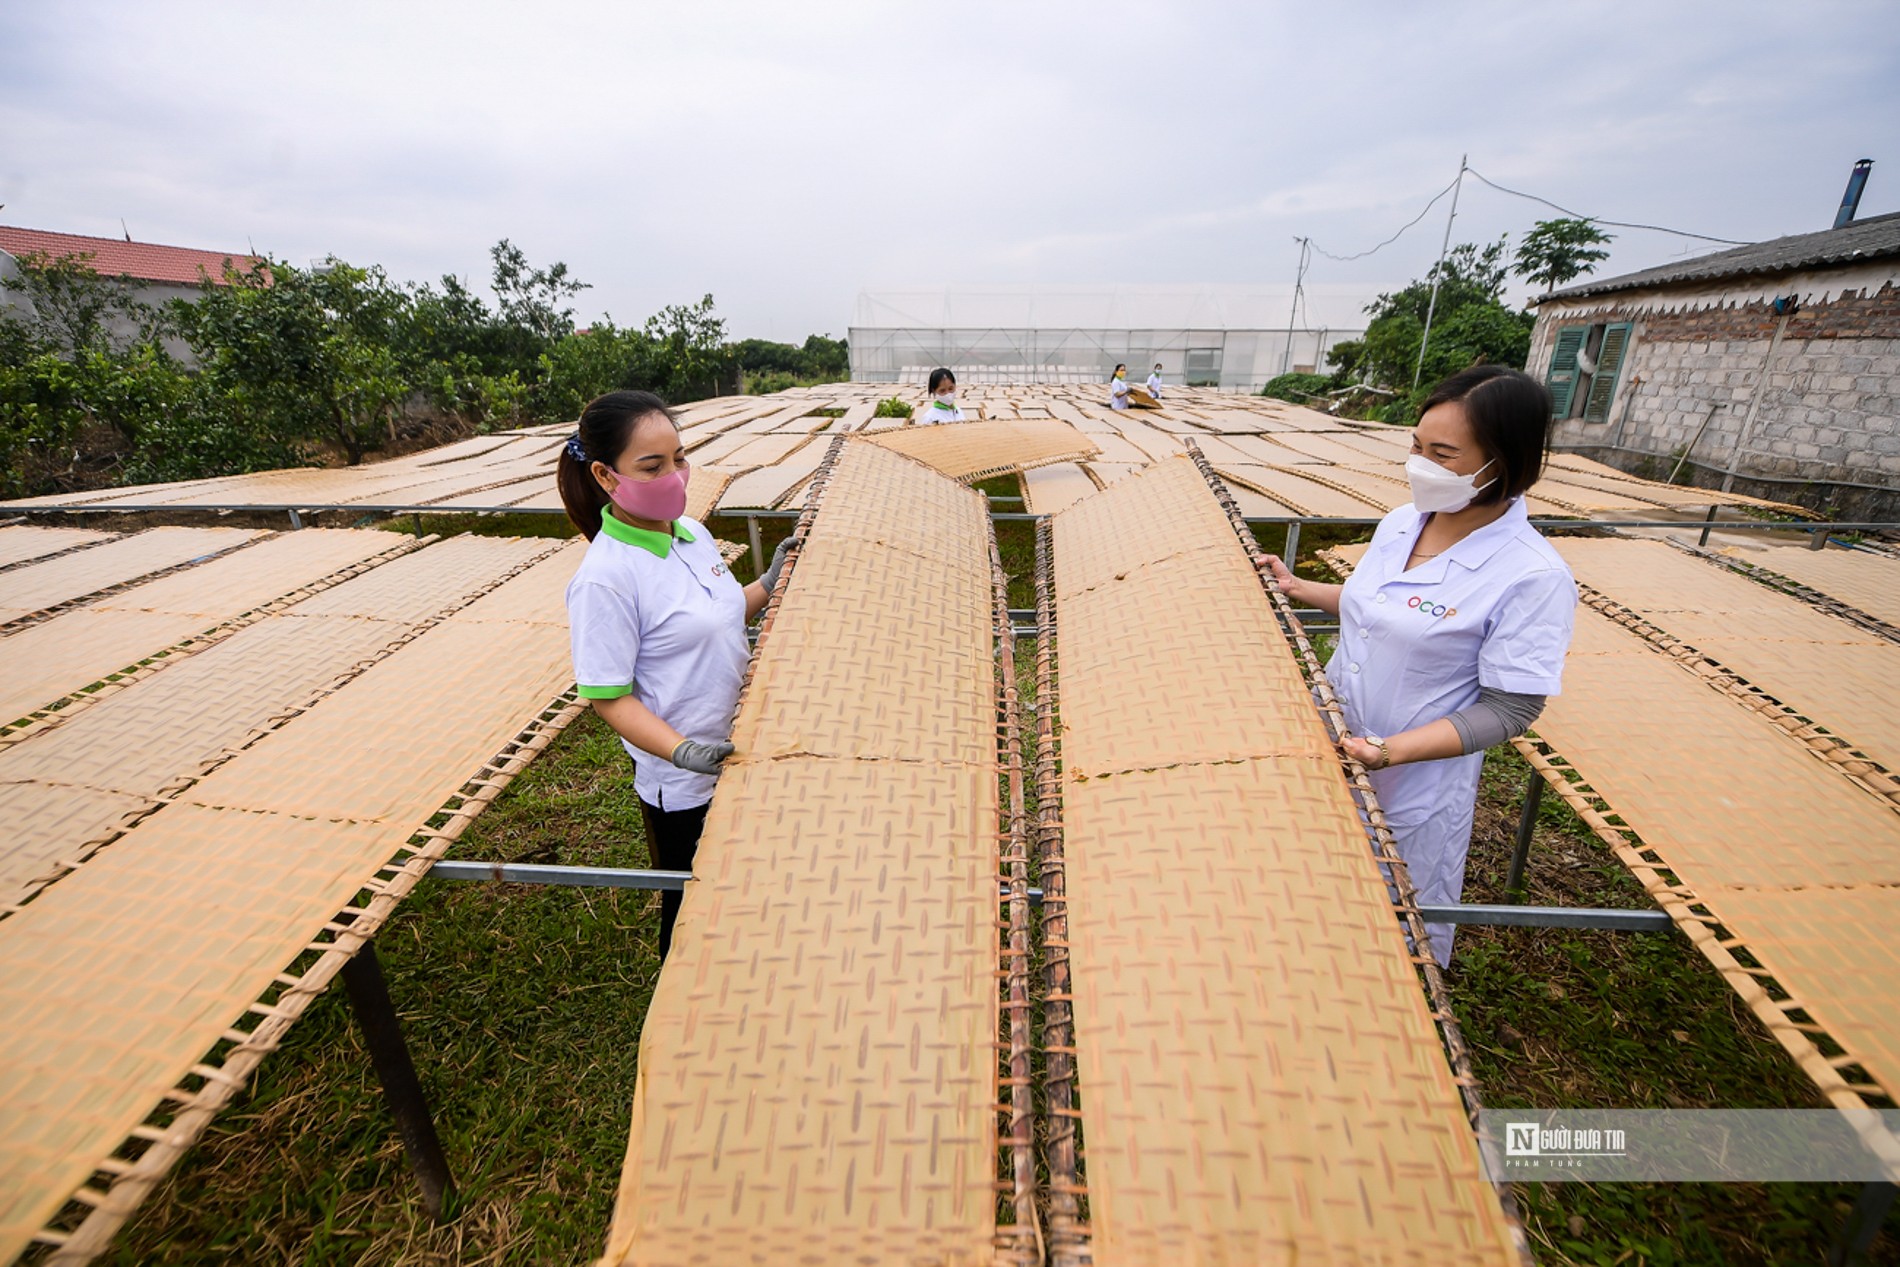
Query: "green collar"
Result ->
[[932, 398, 957, 410], [599, 508, 695, 558]]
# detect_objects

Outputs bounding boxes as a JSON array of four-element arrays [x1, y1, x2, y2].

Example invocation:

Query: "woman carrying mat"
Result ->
[[558, 390, 791, 958], [1259, 366, 1576, 965], [1107, 362, 1131, 410]]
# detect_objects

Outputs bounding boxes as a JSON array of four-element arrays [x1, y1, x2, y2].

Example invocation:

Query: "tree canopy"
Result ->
[[0, 242, 848, 500]]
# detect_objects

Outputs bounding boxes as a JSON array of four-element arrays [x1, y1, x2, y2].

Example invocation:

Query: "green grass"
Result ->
[[109, 510, 1900, 1265]]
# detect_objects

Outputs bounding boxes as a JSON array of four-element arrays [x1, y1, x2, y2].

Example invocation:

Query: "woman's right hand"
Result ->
[[1255, 553, 1302, 600]]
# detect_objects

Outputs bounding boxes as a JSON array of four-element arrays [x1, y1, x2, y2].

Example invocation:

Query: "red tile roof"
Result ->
[[0, 226, 264, 286]]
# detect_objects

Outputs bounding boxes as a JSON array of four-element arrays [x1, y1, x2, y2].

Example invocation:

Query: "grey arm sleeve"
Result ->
[[1445, 686, 1547, 754]]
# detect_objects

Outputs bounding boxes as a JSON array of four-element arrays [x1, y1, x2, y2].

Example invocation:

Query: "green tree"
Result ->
[[0, 250, 158, 354], [489, 239, 590, 343], [175, 258, 418, 464], [1513, 218, 1614, 294], [643, 295, 731, 401]]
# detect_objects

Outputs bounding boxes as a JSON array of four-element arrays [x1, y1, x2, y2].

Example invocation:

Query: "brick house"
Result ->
[[1525, 211, 1900, 521], [0, 225, 265, 359]]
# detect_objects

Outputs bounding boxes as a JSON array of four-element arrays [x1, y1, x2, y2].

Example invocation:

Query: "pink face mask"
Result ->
[[607, 462, 691, 522]]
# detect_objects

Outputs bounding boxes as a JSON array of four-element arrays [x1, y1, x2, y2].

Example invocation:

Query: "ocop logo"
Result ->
[[1406, 595, 1458, 619]]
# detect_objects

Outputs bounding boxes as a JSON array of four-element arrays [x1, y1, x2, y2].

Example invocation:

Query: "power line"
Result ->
[[1308, 175, 1461, 261], [1463, 167, 1747, 245]]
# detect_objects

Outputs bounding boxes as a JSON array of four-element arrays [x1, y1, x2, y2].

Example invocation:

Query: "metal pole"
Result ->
[[1828, 1181, 1895, 1267], [1282, 238, 1307, 377], [340, 942, 456, 1222], [747, 515, 764, 576], [1506, 770, 1544, 897], [1698, 505, 1719, 548], [287, 509, 303, 530], [1413, 155, 1467, 392], [1283, 521, 1302, 566]]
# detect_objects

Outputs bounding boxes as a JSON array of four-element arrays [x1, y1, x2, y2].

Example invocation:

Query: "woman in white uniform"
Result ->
[[558, 390, 791, 958], [924, 367, 965, 423], [1261, 366, 1576, 965], [1145, 362, 1165, 400], [1108, 363, 1131, 410]]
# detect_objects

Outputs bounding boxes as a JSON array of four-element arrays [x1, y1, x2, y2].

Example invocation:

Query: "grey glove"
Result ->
[[670, 739, 734, 775], [759, 537, 794, 595]]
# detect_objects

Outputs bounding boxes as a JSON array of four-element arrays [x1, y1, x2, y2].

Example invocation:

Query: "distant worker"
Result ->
[[1258, 366, 1577, 966], [1145, 362, 1165, 399], [925, 367, 965, 423], [1107, 363, 1131, 410], [558, 390, 792, 959]]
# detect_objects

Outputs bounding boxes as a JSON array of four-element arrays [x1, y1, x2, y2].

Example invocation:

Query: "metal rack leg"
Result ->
[[341, 942, 456, 1222], [1828, 1181, 1895, 1266], [1505, 769, 1543, 897]]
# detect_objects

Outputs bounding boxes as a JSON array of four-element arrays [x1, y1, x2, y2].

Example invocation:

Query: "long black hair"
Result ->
[[1419, 366, 1553, 506], [556, 390, 678, 539], [927, 367, 956, 394]]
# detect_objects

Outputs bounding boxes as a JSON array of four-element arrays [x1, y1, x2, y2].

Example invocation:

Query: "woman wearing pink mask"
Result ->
[[558, 390, 788, 957], [1258, 366, 1576, 966]]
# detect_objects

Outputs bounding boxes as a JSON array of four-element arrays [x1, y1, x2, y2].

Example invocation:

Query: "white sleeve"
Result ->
[[1478, 567, 1577, 696], [568, 579, 641, 700]]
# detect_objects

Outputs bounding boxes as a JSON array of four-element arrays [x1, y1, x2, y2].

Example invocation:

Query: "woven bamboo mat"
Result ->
[[601, 440, 1004, 1266], [0, 527, 263, 623], [1725, 545, 1900, 628], [865, 418, 1099, 480], [1554, 539, 1900, 776], [1052, 459, 1519, 1266], [0, 538, 579, 1261], [0, 526, 112, 569], [0, 530, 406, 725], [1022, 463, 1099, 515]]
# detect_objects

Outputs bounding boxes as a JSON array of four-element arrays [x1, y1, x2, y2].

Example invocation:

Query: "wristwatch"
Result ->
[[1365, 734, 1392, 770]]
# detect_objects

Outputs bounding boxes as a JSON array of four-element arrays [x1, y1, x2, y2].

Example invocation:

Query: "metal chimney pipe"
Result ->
[[1834, 159, 1873, 229]]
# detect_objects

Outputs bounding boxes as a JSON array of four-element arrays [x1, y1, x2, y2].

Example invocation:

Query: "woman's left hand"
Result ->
[[1339, 734, 1386, 769]]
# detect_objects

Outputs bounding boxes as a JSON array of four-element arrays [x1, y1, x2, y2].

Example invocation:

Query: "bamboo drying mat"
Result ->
[[1723, 544, 1900, 629], [864, 418, 1099, 481], [0, 536, 580, 1261], [0, 526, 113, 569], [1022, 463, 1099, 514], [0, 530, 406, 726], [599, 440, 1005, 1267], [0, 527, 263, 623], [1050, 459, 1520, 1266], [1553, 538, 1900, 777], [1332, 542, 1900, 1104]]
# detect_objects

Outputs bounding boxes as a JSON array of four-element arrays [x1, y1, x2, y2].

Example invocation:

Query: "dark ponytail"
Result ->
[[556, 390, 678, 540]]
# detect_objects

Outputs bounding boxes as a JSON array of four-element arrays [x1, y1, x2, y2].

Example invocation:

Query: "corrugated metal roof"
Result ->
[[0, 226, 263, 286], [1536, 211, 1900, 304]]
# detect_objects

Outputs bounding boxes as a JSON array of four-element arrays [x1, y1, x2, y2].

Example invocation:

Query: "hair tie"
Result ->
[[564, 434, 588, 463]]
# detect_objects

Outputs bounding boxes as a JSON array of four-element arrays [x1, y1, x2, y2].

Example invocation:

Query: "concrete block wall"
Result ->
[[1528, 271, 1900, 521]]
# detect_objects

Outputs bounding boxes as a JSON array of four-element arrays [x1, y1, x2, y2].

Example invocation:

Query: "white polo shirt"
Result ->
[[566, 511, 749, 811], [1146, 372, 1164, 398], [1108, 377, 1131, 409], [922, 399, 965, 425]]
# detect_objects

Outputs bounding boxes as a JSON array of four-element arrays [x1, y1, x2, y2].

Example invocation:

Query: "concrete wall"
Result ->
[[1527, 259, 1900, 522], [0, 249, 201, 361]]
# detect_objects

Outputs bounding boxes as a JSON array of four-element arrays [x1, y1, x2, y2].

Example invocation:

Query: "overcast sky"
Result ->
[[3, 1, 1895, 340]]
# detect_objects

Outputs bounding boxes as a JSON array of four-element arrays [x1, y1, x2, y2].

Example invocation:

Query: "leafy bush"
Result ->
[[1259, 372, 1332, 404], [873, 396, 913, 418]]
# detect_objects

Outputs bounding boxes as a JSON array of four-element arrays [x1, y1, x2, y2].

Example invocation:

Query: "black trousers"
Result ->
[[639, 798, 708, 959]]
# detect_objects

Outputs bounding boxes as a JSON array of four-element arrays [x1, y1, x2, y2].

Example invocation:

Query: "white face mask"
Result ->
[[1406, 453, 1496, 514], [934, 392, 956, 409]]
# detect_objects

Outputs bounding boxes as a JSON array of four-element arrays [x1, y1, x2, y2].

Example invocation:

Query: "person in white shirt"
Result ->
[[1260, 366, 1577, 966], [559, 390, 791, 957], [1108, 363, 1131, 410], [1145, 363, 1164, 399], [924, 367, 965, 423]]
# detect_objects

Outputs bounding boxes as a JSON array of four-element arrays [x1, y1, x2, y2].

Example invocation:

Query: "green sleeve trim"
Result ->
[[577, 683, 635, 700]]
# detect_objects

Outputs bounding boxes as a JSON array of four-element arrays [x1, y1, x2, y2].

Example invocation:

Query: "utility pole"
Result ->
[[1282, 237, 1310, 377], [1413, 154, 1467, 391]]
